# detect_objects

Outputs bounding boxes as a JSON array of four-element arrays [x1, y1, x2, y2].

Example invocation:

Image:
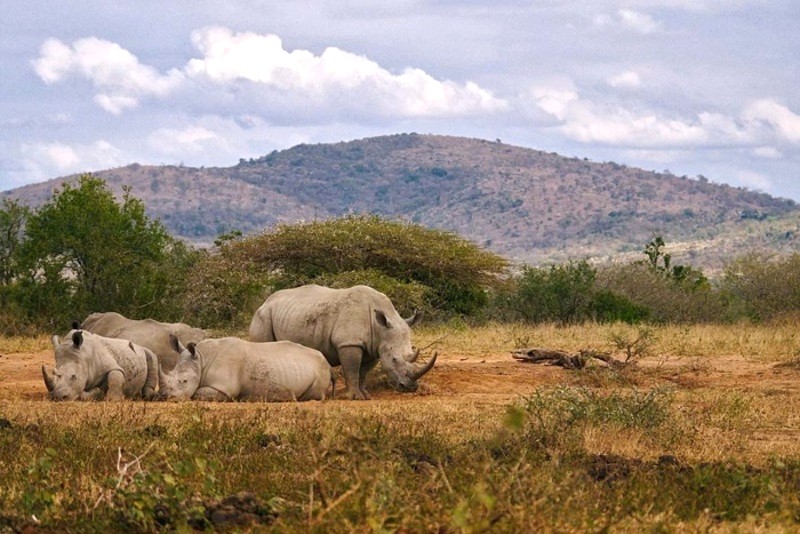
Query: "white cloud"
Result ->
[[33, 28, 506, 119], [148, 126, 224, 155], [21, 140, 125, 178], [594, 9, 662, 34], [529, 87, 578, 121], [735, 170, 772, 192], [743, 99, 800, 143], [753, 146, 781, 159], [530, 87, 769, 148], [184, 26, 507, 118], [33, 37, 185, 114], [607, 70, 642, 88], [37, 142, 80, 171], [618, 9, 662, 34]]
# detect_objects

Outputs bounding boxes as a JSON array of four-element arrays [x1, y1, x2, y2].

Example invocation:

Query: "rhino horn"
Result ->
[[72, 320, 80, 330], [411, 351, 437, 380], [42, 365, 55, 392], [408, 348, 420, 363]]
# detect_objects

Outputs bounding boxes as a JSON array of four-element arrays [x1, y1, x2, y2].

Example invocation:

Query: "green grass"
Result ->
[[2, 393, 800, 532]]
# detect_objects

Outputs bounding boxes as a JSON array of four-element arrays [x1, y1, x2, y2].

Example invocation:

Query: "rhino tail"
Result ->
[[329, 374, 335, 401]]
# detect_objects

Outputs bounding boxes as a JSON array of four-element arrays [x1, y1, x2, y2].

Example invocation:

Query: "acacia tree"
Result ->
[[14, 175, 193, 326], [184, 215, 509, 326]]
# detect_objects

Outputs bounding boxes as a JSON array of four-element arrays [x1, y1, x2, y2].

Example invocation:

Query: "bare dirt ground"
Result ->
[[3, 345, 797, 403]]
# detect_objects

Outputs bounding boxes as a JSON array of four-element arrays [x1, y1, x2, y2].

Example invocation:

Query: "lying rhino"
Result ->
[[80, 311, 206, 371], [158, 337, 332, 402], [42, 330, 158, 401], [249, 284, 436, 400]]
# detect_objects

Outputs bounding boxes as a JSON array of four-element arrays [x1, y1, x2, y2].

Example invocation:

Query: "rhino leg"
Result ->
[[193, 387, 232, 402], [105, 370, 126, 401], [359, 358, 379, 400], [338, 346, 367, 400]]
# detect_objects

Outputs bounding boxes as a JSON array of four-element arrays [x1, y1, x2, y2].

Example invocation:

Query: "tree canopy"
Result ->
[[4, 175, 195, 328]]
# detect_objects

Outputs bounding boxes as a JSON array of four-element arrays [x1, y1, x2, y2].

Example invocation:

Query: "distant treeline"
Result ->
[[0, 175, 796, 335]]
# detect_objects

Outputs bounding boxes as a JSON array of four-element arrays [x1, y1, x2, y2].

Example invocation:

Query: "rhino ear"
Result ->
[[187, 342, 198, 359], [72, 331, 84, 349], [375, 310, 391, 329], [51, 335, 60, 349], [405, 310, 423, 328], [169, 334, 183, 354], [72, 320, 80, 330]]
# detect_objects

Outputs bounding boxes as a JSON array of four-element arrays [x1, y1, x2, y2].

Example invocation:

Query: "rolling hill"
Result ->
[[4, 133, 799, 269]]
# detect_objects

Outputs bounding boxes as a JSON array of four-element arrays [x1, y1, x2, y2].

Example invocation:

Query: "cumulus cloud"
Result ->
[[529, 87, 578, 121], [618, 9, 661, 34], [529, 87, 784, 148], [607, 70, 642, 88], [147, 125, 225, 155], [33, 37, 184, 114], [33, 28, 506, 119], [735, 169, 772, 192], [594, 9, 661, 34], [184, 26, 507, 117], [743, 99, 800, 143], [22, 140, 125, 177]]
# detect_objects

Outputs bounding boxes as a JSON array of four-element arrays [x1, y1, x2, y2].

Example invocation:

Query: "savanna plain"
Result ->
[[2, 321, 800, 532]]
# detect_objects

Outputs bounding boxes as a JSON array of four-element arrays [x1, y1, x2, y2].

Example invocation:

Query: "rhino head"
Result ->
[[43, 331, 90, 401], [157, 336, 201, 401], [374, 310, 437, 392]]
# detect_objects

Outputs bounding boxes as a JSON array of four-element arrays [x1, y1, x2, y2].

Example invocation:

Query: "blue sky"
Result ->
[[2, 1, 799, 200]]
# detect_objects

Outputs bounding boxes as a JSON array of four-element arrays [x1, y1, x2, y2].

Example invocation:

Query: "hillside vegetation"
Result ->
[[4, 134, 798, 267]]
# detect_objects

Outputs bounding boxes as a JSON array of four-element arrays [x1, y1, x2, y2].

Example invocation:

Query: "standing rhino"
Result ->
[[158, 337, 332, 402], [248, 284, 436, 400], [42, 330, 158, 401], [80, 311, 206, 371]]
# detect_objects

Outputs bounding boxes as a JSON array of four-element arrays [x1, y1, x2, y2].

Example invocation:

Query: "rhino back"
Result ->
[[82, 313, 205, 371], [260, 285, 382, 363]]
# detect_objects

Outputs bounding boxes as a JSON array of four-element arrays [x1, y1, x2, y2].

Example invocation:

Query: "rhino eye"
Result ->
[[71, 375, 77, 381]]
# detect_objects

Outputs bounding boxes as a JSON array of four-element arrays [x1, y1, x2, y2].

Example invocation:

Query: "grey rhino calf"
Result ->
[[249, 284, 436, 400], [158, 337, 332, 402], [42, 330, 158, 401]]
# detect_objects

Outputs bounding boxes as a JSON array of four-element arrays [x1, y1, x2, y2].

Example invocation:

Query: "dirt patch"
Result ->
[[4, 348, 800, 403]]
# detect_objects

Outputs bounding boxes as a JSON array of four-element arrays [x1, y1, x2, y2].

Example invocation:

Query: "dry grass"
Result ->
[[3, 322, 800, 531]]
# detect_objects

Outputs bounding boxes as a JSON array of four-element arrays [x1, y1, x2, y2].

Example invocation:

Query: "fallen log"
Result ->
[[511, 348, 624, 370]]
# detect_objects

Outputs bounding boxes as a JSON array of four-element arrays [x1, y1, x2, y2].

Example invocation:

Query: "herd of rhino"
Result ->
[[41, 285, 438, 402]]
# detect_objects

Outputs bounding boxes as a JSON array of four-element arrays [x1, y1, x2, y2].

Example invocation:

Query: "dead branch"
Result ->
[[512, 348, 624, 370]]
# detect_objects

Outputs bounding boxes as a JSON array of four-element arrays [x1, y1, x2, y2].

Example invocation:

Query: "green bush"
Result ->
[[596, 262, 726, 324], [187, 215, 508, 326], [0, 175, 194, 329], [720, 252, 800, 321], [0, 175, 198, 331], [491, 261, 647, 324], [181, 249, 274, 328]]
